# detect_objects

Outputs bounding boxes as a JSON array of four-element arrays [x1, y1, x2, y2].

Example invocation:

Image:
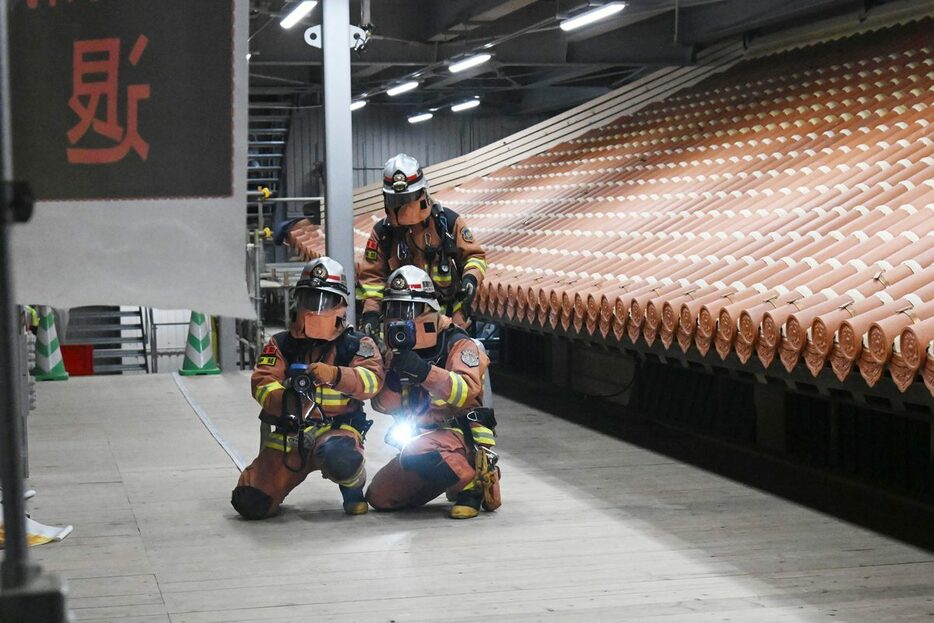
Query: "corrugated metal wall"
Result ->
[[284, 106, 546, 196]]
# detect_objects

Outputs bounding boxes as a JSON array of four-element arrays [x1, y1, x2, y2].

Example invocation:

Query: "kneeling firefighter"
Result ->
[[231, 257, 384, 519], [365, 266, 501, 519]]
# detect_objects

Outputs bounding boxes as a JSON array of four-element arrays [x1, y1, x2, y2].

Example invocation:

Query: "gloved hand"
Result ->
[[390, 349, 431, 384], [458, 273, 478, 308], [360, 311, 382, 338], [307, 362, 341, 386]]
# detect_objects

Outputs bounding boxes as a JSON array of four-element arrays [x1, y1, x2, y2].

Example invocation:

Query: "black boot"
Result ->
[[340, 485, 368, 515], [450, 485, 482, 519]]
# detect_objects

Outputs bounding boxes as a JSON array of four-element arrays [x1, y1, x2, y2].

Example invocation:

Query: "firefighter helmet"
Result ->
[[292, 257, 349, 341], [383, 266, 440, 313], [295, 257, 351, 308], [382, 153, 429, 224], [383, 266, 441, 349]]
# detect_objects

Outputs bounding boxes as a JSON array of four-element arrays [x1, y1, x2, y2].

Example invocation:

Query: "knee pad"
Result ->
[[318, 436, 364, 482], [231, 486, 273, 520], [400, 450, 459, 490]]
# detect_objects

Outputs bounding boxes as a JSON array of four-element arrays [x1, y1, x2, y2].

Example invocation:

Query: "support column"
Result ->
[[754, 383, 787, 454], [322, 0, 356, 326], [217, 316, 239, 373]]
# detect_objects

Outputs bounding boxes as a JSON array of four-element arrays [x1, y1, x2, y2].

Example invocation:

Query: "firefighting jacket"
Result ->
[[370, 316, 489, 428], [358, 204, 487, 315], [251, 328, 384, 421]]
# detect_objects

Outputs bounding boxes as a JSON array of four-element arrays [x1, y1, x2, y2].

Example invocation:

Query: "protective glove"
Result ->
[[307, 362, 341, 386], [360, 310, 382, 338], [458, 273, 478, 308], [390, 349, 431, 384]]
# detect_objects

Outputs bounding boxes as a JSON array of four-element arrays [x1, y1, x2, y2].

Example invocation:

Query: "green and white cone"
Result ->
[[178, 311, 221, 376], [33, 306, 69, 381]]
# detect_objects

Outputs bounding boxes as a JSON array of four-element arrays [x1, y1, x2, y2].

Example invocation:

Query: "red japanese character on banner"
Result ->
[[67, 34, 151, 164]]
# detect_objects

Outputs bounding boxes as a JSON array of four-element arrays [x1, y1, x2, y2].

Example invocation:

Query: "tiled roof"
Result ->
[[287, 21, 934, 398]]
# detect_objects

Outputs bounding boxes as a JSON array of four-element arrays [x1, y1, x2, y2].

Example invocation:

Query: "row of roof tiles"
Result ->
[[286, 21, 934, 399]]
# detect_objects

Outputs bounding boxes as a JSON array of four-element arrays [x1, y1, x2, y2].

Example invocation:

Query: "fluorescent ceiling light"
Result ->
[[451, 99, 480, 112], [408, 112, 433, 124], [280, 1, 317, 29], [560, 3, 625, 31], [350, 100, 367, 111], [449, 53, 492, 73], [387, 81, 419, 96]]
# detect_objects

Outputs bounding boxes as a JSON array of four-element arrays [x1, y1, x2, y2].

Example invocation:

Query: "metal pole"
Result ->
[[0, 0, 36, 590], [322, 0, 356, 326]]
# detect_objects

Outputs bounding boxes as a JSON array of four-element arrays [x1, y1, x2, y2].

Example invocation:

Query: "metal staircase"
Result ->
[[247, 94, 292, 230], [65, 306, 149, 374]]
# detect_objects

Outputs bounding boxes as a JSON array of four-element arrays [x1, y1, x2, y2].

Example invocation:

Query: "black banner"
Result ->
[[11, 0, 234, 200]]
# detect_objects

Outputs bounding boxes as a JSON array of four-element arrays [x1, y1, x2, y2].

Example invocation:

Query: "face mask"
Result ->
[[388, 198, 429, 227], [293, 306, 345, 341], [413, 311, 439, 349]]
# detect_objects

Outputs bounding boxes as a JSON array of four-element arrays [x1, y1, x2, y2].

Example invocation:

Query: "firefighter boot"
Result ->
[[340, 485, 369, 515], [450, 483, 483, 519]]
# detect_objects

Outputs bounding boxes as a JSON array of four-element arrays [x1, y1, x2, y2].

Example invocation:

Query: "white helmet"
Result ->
[[383, 265, 440, 313], [382, 154, 431, 225], [383, 266, 442, 349], [295, 257, 350, 309]]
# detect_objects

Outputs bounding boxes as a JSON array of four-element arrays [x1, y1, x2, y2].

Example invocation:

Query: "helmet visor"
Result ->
[[384, 301, 426, 320], [383, 189, 423, 210], [296, 290, 343, 313]]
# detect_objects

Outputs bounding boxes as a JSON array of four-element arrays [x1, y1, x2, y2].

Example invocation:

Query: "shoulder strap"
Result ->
[[272, 331, 304, 365], [431, 203, 459, 262], [334, 328, 363, 366], [375, 218, 393, 257]]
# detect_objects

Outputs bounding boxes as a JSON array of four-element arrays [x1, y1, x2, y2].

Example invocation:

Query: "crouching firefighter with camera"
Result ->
[[365, 266, 501, 519], [231, 257, 384, 519]]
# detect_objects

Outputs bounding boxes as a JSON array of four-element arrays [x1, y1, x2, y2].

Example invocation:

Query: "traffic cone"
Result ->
[[32, 306, 68, 381], [178, 311, 221, 376]]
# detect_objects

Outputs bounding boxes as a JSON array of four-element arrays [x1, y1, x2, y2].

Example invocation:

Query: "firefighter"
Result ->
[[365, 266, 501, 519], [231, 257, 384, 519], [357, 153, 487, 337]]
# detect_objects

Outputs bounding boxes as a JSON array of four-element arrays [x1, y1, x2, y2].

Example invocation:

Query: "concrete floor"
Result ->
[[18, 373, 934, 622]]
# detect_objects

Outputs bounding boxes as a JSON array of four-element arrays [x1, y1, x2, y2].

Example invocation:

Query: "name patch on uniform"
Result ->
[[262, 344, 277, 355], [365, 249, 378, 262], [258, 355, 278, 366], [462, 227, 474, 242], [460, 348, 480, 368], [357, 340, 376, 359]]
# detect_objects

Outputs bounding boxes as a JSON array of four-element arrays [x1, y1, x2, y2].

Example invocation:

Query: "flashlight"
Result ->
[[385, 418, 416, 449]]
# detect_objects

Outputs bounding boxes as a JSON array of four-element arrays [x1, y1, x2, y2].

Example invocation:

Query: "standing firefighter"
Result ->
[[358, 153, 487, 336], [366, 266, 501, 519], [231, 257, 384, 519]]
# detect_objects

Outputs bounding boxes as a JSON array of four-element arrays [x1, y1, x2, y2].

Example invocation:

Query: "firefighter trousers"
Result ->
[[232, 426, 365, 519], [366, 428, 474, 510]]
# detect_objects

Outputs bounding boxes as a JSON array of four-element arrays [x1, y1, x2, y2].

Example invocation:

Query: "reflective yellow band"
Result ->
[[315, 386, 351, 407], [356, 367, 379, 394], [361, 284, 385, 300], [254, 380, 284, 407], [462, 480, 477, 491], [451, 300, 463, 313], [264, 425, 316, 453], [464, 258, 488, 275], [471, 425, 495, 446], [447, 372, 468, 407]]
